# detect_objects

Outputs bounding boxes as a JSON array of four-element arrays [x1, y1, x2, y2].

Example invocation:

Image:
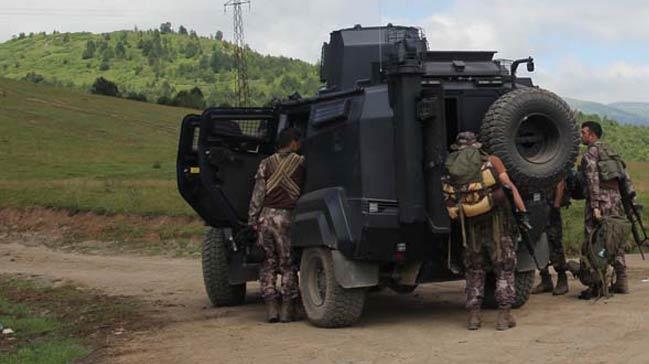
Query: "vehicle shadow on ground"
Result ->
[[358, 284, 469, 328]]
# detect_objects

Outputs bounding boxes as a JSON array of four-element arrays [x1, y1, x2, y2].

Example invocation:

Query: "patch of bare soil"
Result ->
[[0, 207, 204, 256]]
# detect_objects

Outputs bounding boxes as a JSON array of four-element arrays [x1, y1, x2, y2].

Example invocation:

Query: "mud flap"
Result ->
[[228, 252, 260, 284], [331, 250, 379, 288], [516, 232, 550, 272]]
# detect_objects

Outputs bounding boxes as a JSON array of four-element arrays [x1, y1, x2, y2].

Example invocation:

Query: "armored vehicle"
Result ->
[[177, 24, 579, 327]]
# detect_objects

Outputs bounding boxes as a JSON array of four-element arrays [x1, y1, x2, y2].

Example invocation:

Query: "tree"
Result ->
[[184, 42, 200, 58], [160, 22, 173, 34], [209, 49, 231, 72], [82, 40, 96, 59], [189, 30, 198, 39], [173, 87, 205, 109], [199, 55, 209, 70], [115, 42, 126, 58], [179, 25, 188, 35], [91, 77, 119, 97], [215, 30, 224, 41]]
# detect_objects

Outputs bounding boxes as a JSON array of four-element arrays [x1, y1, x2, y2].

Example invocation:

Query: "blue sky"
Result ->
[[1, 0, 648, 103]]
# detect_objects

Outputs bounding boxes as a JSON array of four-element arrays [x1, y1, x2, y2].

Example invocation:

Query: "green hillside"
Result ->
[[0, 77, 196, 215], [0, 28, 320, 107]]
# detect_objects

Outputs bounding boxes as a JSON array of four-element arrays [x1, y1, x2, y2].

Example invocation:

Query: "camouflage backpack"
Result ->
[[596, 143, 627, 182], [581, 216, 632, 296], [442, 146, 498, 219]]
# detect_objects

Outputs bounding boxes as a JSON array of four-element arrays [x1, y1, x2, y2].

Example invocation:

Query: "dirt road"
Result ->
[[2, 240, 649, 364]]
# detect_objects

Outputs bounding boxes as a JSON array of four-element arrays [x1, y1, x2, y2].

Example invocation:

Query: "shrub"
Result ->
[[90, 77, 119, 97], [125, 91, 148, 102], [23, 72, 45, 84]]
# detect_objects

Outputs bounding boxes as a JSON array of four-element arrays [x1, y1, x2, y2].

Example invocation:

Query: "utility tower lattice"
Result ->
[[224, 0, 251, 107]]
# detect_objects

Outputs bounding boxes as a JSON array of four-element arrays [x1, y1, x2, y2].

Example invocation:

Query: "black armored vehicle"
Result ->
[[177, 24, 579, 327]]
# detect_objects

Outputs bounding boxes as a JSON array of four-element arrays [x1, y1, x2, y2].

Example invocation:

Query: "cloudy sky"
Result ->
[[1, 0, 648, 103]]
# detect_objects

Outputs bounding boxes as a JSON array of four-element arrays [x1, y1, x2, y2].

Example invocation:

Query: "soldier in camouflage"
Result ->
[[570, 121, 635, 299], [447, 132, 528, 331], [532, 180, 569, 295], [248, 128, 305, 322]]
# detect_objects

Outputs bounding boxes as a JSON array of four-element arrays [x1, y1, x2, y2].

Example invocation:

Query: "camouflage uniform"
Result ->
[[579, 141, 628, 287], [546, 188, 567, 273], [248, 151, 305, 302], [464, 207, 517, 310]]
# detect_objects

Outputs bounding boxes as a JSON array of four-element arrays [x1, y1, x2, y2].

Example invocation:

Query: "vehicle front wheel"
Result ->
[[300, 248, 366, 328], [202, 227, 246, 306]]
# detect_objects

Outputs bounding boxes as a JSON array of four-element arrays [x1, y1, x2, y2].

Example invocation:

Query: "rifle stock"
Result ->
[[619, 177, 647, 260]]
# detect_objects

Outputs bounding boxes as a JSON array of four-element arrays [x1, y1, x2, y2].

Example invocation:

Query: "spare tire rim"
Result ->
[[515, 113, 561, 164]]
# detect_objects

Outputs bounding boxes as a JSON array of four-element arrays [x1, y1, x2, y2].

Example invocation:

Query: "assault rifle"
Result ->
[[619, 177, 647, 260], [502, 185, 541, 270]]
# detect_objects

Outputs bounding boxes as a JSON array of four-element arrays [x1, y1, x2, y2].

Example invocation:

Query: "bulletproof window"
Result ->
[[211, 119, 269, 139], [191, 127, 200, 152], [310, 99, 350, 127]]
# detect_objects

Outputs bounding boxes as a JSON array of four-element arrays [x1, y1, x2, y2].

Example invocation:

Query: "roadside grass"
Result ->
[[0, 275, 154, 364]]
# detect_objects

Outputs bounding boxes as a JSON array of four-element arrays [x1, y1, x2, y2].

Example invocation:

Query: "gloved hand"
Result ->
[[517, 211, 532, 232]]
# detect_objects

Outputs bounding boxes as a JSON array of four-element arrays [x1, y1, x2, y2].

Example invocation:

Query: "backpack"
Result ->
[[581, 216, 632, 297], [442, 146, 498, 219], [596, 143, 626, 182]]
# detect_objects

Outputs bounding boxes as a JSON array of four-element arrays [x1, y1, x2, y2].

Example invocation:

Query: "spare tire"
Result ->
[[480, 87, 579, 188]]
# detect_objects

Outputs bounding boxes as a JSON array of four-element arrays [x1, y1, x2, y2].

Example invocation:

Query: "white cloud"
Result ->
[[537, 59, 649, 103]]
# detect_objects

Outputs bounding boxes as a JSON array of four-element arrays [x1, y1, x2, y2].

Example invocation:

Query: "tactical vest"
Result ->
[[442, 147, 499, 219]]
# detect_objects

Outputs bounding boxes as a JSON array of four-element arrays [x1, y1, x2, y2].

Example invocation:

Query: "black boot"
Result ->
[[532, 269, 553, 294], [553, 271, 569, 295], [496, 307, 516, 331], [467, 309, 481, 331], [611, 268, 630, 294], [279, 299, 295, 323], [266, 299, 280, 323]]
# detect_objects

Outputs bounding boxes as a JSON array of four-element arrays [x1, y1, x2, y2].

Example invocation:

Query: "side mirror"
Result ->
[[527, 61, 535, 72]]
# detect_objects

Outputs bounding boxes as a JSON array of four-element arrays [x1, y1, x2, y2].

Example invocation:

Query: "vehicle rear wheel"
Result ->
[[300, 247, 366, 328], [482, 270, 535, 309], [202, 227, 246, 306], [480, 87, 579, 188]]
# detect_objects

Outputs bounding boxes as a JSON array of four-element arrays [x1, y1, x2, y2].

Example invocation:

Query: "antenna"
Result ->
[[224, 0, 251, 107], [378, 0, 383, 72]]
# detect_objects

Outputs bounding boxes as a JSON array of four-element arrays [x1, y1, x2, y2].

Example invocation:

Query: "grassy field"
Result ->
[[0, 77, 196, 216]]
